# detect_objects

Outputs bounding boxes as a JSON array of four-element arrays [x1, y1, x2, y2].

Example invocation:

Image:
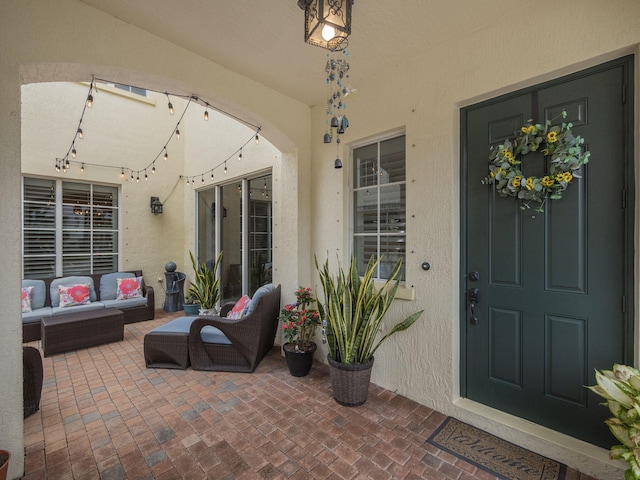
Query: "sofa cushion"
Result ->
[[22, 286, 34, 313], [245, 283, 276, 316], [100, 272, 135, 301], [22, 307, 53, 323], [201, 326, 232, 345], [116, 277, 142, 300], [22, 280, 46, 310], [58, 284, 91, 307], [51, 302, 106, 316], [50, 276, 97, 307], [102, 297, 147, 309]]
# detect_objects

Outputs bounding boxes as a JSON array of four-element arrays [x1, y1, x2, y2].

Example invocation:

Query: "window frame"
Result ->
[[22, 176, 120, 278], [350, 131, 408, 283]]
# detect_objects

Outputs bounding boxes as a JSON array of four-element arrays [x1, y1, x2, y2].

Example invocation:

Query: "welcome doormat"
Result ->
[[426, 417, 566, 480]]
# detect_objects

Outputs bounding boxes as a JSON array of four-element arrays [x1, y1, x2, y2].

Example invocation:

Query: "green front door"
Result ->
[[461, 56, 634, 447]]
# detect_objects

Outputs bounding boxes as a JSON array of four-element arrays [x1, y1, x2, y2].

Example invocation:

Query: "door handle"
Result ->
[[468, 287, 479, 325]]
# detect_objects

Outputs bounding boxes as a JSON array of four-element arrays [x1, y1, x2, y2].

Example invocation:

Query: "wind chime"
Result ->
[[298, 0, 354, 168]]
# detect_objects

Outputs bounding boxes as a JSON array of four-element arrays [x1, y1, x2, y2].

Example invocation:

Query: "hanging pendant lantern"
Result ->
[[299, 0, 352, 51]]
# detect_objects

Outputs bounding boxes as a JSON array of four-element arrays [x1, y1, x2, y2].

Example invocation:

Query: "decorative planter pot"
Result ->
[[327, 355, 374, 407], [183, 303, 200, 315], [283, 342, 317, 377], [199, 307, 218, 316], [0, 449, 10, 480]]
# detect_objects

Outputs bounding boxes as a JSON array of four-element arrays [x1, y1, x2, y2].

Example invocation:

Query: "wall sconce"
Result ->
[[298, 0, 353, 51], [150, 196, 163, 215]]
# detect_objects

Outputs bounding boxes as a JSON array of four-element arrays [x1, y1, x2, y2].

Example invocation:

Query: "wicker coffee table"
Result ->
[[41, 308, 125, 357], [144, 316, 196, 369]]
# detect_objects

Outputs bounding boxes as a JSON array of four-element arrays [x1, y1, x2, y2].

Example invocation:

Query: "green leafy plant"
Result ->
[[280, 286, 321, 352], [315, 254, 423, 364], [589, 364, 640, 479], [187, 251, 222, 310]]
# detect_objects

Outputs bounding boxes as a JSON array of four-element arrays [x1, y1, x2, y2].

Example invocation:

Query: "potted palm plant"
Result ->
[[187, 251, 222, 315], [280, 286, 321, 377], [315, 254, 423, 406]]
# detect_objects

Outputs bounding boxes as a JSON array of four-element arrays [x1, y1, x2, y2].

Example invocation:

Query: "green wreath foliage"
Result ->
[[482, 112, 591, 212]]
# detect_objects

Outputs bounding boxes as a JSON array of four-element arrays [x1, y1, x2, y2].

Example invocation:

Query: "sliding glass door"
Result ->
[[196, 173, 272, 305]]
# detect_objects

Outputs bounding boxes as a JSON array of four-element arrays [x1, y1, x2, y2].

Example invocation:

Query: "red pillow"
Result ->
[[227, 295, 250, 319]]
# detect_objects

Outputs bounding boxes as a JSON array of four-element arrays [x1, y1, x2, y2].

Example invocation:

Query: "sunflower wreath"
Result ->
[[482, 112, 591, 212]]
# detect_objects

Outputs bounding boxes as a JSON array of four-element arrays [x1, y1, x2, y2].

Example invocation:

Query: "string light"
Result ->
[[166, 93, 174, 115], [144, 169, 148, 181], [56, 78, 263, 184], [152, 163, 156, 174]]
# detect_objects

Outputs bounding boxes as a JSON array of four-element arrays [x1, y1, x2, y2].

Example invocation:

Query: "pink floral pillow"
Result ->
[[227, 295, 250, 319], [116, 277, 142, 300], [59, 284, 91, 307], [21, 286, 34, 313]]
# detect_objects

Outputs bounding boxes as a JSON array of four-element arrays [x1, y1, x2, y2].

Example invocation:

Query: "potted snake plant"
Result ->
[[187, 251, 222, 315], [315, 254, 423, 406]]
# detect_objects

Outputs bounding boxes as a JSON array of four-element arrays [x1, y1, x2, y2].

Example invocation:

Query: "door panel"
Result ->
[[461, 56, 633, 447]]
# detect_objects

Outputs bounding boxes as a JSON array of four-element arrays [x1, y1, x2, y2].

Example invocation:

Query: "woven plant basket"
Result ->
[[327, 355, 374, 407]]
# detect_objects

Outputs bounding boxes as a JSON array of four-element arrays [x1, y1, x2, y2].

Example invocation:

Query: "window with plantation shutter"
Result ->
[[351, 134, 407, 280], [22, 177, 119, 278]]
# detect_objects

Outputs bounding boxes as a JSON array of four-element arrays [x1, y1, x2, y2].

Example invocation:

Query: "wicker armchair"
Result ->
[[189, 284, 281, 372]]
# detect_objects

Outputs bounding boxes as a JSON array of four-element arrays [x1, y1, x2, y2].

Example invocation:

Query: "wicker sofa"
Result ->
[[22, 270, 155, 343]]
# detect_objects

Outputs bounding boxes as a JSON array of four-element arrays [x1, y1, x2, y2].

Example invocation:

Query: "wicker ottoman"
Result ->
[[41, 308, 124, 357], [144, 316, 197, 369]]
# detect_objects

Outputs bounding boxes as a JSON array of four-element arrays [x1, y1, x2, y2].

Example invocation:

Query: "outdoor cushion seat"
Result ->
[[51, 302, 106, 316], [22, 307, 52, 323], [189, 284, 281, 372], [101, 297, 147, 310]]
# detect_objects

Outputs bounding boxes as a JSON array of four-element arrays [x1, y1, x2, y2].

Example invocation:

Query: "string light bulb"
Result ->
[[121, 168, 125, 179], [201, 175, 204, 185], [81, 163, 85, 172], [86, 94, 93, 108], [65, 158, 70, 169], [164, 148, 168, 161], [144, 170, 148, 181], [224, 161, 227, 174], [175, 127, 180, 140], [211, 172, 214, 181], [204, 109, 209, 121], [166, 93, 174, 115], [136, 174, 140, 183], [238, 149, 242, 161], [255, 134, 260, 145], [71, 147, 76, 158], [77, 128, 83, 139], [152, 163, 156, 174]]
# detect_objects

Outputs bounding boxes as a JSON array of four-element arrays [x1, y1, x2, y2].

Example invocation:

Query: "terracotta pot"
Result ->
[[0, 449, 10, 480], [327, 355, 374, 407], [283, 342, 317, 377]]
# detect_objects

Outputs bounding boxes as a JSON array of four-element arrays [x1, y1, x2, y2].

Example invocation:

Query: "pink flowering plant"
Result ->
[[280, 286, 321, 352]]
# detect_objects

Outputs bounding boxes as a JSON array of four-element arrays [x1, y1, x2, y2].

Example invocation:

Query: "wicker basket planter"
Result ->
[[283, 342, 317, 377], [328, 355, 374, 406], [0, 449, 10, 480]]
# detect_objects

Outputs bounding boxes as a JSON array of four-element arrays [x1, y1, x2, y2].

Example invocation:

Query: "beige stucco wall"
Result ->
[[309, 1, 640, 479], [0, 1, 310, 478], [1, 0, 640, 479]]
